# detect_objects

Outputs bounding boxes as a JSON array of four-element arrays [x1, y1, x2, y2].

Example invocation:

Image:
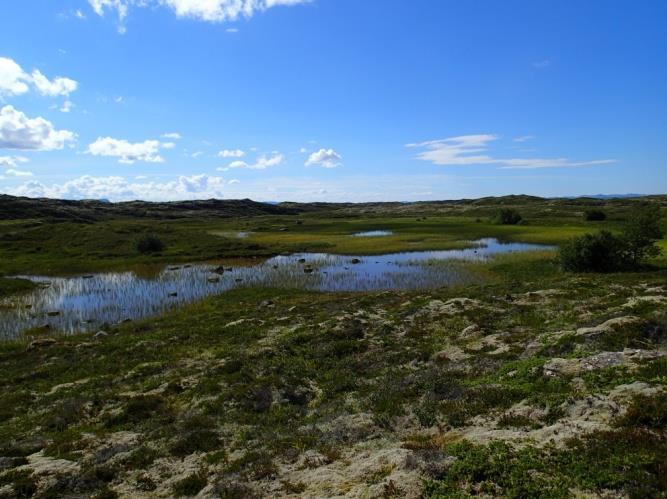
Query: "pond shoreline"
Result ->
[[1, 239, 555, 339]]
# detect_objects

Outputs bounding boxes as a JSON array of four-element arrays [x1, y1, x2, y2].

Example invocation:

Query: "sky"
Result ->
[[0, 0, 666, 202]]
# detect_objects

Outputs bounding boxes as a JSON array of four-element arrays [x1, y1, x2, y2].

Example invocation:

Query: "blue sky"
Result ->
[[0, 0, 665, 202]]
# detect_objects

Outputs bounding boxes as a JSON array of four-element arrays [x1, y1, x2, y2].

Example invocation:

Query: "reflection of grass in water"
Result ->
[[0, 246, 558, 339]]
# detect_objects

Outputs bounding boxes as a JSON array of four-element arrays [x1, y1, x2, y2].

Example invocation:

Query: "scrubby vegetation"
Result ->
[[135, 234, 165, 254], [560, 204, 663, 272], [0, 195, 665, 497], [584, 208, 607, 221], [492, 208, 523, 225]]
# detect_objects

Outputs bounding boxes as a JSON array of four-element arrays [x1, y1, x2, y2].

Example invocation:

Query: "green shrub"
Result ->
[[136, 234, 165, 254], [622, 204, 663, 266], [584, 209, 607, 221], [492, 208, 522, 225], [560, 204, 663, 272], [559, 231, 627, 272]]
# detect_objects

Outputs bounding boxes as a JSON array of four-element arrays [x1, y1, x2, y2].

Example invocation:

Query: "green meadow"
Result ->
[[0, 195, 665, 498]]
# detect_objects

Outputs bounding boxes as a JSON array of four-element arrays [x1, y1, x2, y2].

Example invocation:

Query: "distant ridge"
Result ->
[[1, 193, 664, 221], [0, 195, 299, 222], [560, 194, 647, 200]]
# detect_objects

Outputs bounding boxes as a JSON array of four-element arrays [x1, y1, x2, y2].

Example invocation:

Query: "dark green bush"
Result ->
[[136, 234, 165, 254], [622, 204, 663, 266], [584, 209, 607, 221], [492, 208, 522, 225], [561, 204, 663, 272], [559, 231, 627, 272]]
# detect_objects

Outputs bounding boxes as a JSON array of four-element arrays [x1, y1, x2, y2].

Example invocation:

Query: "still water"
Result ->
[[352, 230, 393, 237], [0, 238, 552, 339]]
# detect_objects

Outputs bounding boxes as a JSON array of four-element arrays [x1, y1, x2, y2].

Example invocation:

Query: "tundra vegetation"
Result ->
[[0, 194, 665, 498]]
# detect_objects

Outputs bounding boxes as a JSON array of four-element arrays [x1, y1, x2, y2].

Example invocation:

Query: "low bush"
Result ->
[[584, 209, 607, 221], [559, 231, 627, 272], [492, 208, 522, 225], [560, 204, 663, 272], [136, 234, 165, 254]]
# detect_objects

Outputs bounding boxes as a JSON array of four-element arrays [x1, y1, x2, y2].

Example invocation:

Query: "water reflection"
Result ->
[[352, 230, 393, 237], [0, 238, 552, 339]]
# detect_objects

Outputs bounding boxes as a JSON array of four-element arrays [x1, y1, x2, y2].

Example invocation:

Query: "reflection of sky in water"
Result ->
[[0, 238, 552, 339], [351, 230, 393, 237]]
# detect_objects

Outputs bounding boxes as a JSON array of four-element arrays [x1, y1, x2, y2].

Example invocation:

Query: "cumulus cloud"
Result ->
[[5, 174, 229, 201], [161, 132, 181, 139], [0, 57, 31, 97], [87, 137, 173, 164], [88, 0, 310, 31], [305, 148, 342, 168], [162, 0, 311, 22], [218, 152, 284, 171], [0, 57, 78, 98], [0, 155, 29, 168], [0, 106, 76, 150], [218, 148, 245, 158], [407, 134, 615, 170], [30, 70, 78, 97]]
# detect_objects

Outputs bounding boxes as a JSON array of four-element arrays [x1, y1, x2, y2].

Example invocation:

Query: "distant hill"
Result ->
[[1, 193, 664, 221], [0, 195, 299, 222]]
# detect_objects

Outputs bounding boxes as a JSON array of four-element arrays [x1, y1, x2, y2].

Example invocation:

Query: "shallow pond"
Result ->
[[0, 238, 552, 339]]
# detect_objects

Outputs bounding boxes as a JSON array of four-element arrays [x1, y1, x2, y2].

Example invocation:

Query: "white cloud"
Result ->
[[75, 9, 87, 19], [226, 27, 239, 33], [88, 0, 309, 31], [218, 148, 245, 158], [497, 159, 616, 170], [60, 100, 74, 113], [5, 174, 229, 202], [0, 57, 78, 101], [305, 148, 342, 168], [0, 105, 76, 150], [191, 151, 204, 158], [87, 137, 173, 164], [0, 57, 31, 97], [4, 168, 33, 177], [513, 135, 534, 143], [88, 0, 129, 32], [162, 132, 181, 139], [161, 0, 311, 22], [30, 70, 78, 97], [533, 59, 550, 69], [408, 134, 615, 170], [218, 152, 284, 171], [0, 155, 29, 168]]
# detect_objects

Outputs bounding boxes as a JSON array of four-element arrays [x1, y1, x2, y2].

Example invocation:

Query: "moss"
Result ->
[[0, 277, 35, 298], [172, 472, 208, 497], [0, 470, 37, 499], [426, 427, 667, 498], [615, 392, 667, 429]]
